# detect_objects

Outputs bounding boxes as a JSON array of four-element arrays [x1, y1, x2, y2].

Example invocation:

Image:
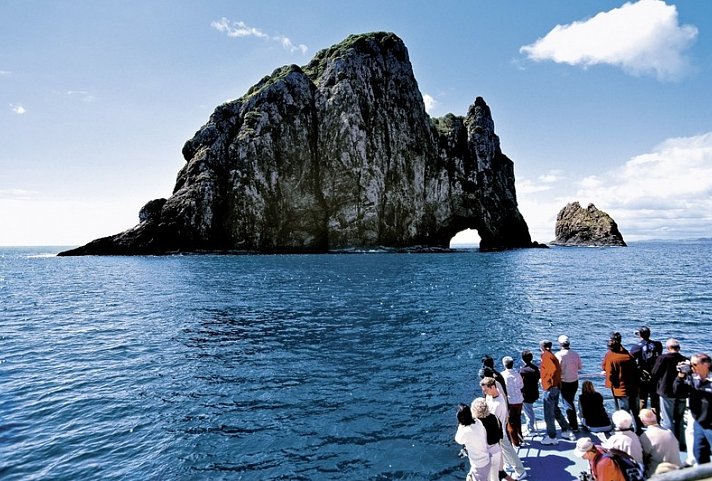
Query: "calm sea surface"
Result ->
[[1, 243, 710, 480]]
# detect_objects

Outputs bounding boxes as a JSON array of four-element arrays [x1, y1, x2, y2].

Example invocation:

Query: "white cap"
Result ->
[[574, 437, 594, 457], [558, 335, 570, 345]]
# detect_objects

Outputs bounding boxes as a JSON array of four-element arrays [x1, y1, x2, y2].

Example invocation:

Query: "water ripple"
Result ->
[[1, 244, 711, 480]]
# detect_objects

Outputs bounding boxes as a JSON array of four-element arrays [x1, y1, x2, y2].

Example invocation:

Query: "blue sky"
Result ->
[[2, 0, 712, 246]]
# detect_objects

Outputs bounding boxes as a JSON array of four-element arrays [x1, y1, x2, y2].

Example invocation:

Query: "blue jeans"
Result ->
[[659, 396, 686, 445], [543, 387, 569, 438], [613, 393, 641, 433], [692, 419, 712, 464], [522, 402, 536, 433]]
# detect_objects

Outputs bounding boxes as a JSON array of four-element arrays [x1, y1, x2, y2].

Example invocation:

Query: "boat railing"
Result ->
[[650, 462, 712, 481]]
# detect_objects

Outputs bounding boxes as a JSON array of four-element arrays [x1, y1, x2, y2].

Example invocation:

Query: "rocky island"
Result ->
[[551, 202, 626, 247], [59, 32, 540, 256]]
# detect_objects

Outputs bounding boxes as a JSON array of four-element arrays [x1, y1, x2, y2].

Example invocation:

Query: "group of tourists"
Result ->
[[454, 327, 712, 481]]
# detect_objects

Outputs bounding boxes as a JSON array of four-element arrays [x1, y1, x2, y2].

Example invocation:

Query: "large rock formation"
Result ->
[[552, 202, 626, 247], [59, 32, 537, 256]]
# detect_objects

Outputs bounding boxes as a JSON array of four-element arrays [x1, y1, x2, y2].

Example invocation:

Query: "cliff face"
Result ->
[[552, 202, 626, 247], [59, 32, 535, 256]]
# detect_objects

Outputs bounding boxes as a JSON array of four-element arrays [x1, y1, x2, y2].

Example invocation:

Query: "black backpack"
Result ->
[[641, 340, 659, 364], [603, 448, 644, 481]]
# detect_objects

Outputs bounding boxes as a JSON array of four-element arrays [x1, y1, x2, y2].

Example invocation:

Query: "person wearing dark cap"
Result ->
[[650, 338, 688, 446], [629, 326, 663, 413]]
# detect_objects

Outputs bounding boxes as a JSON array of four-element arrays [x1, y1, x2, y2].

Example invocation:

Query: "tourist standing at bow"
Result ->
[[455, 403, 491, 481], [539, 340, 573, 444], [519, 350, 540, 437], [650, 338, 688, 447], [480, 377, 528, 480], [556, 334, 582, 433], [601, 332, 640, 433], [501, 356, 524, 447], [629, 326, 663, 414], [672, 352, 712, 465]]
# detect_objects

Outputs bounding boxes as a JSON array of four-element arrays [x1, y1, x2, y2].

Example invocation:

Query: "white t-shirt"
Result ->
[[455, 421, 490, 468], [502, 368, 524, 405], [556, 348, 582, 383], [486, 394, 508, 437]]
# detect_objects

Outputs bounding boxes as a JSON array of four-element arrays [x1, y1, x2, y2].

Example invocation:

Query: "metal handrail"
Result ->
[[650, 462, 712, 481]]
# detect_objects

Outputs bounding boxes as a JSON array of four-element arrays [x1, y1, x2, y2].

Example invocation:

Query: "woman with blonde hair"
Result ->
[[471, 398, 517, 481], [455, 403, 491, 481]]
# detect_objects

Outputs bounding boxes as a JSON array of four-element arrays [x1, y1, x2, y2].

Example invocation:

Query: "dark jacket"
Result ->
[[480, 413, 502, 445], [579, 391, 611, 429], [672, 374, 712, 429], [651, 351, 688, 398], [479, 366, 508, 397], [520, 362, 540, 403], [630, 338, 663, 373]]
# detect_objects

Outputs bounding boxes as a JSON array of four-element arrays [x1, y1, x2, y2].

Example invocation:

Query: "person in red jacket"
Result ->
[[601, 333, 641, 433], [574, 437, 639, 481], [539, 339, 573, 445]]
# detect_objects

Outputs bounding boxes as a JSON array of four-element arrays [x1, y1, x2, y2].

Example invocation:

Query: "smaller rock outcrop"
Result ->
[[551, 202, 626, 247]]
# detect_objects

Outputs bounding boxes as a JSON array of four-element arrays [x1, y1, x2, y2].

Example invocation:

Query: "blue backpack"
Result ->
[[603, 448, 644, 481]]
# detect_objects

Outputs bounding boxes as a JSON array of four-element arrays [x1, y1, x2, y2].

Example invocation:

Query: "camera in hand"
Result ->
[[677, 360, 692, 375], [579, 471, 593, 481]]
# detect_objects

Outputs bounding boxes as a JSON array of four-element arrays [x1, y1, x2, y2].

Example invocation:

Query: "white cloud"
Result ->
[[518, 132, 712, 242], [211, 18, 308, 55], [211, 18, 268, 39], [519, 0, 698, 81], [0, 189, 39, 200], [517, 170, 565, 194], [0, 70, 12, 77], [274, 35, 308, 55], [422, 94, 437, 113], [67, 90, 97, 103], [10, 104, 26, 114]]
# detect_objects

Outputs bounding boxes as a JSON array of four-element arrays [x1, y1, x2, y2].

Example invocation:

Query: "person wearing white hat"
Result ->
[[574, 437, 629, 481], [556, 334, 583, 433]]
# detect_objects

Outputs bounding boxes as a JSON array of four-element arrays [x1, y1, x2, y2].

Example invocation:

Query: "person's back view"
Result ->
[[579, 380, 613, 434]]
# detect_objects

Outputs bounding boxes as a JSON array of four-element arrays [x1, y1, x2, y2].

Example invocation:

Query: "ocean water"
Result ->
[[1, 243, 710, 480]]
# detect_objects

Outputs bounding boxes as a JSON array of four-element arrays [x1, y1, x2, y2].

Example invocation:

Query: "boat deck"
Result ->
[[514, 425, 690, 480], [515, 431, 589, 480]]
